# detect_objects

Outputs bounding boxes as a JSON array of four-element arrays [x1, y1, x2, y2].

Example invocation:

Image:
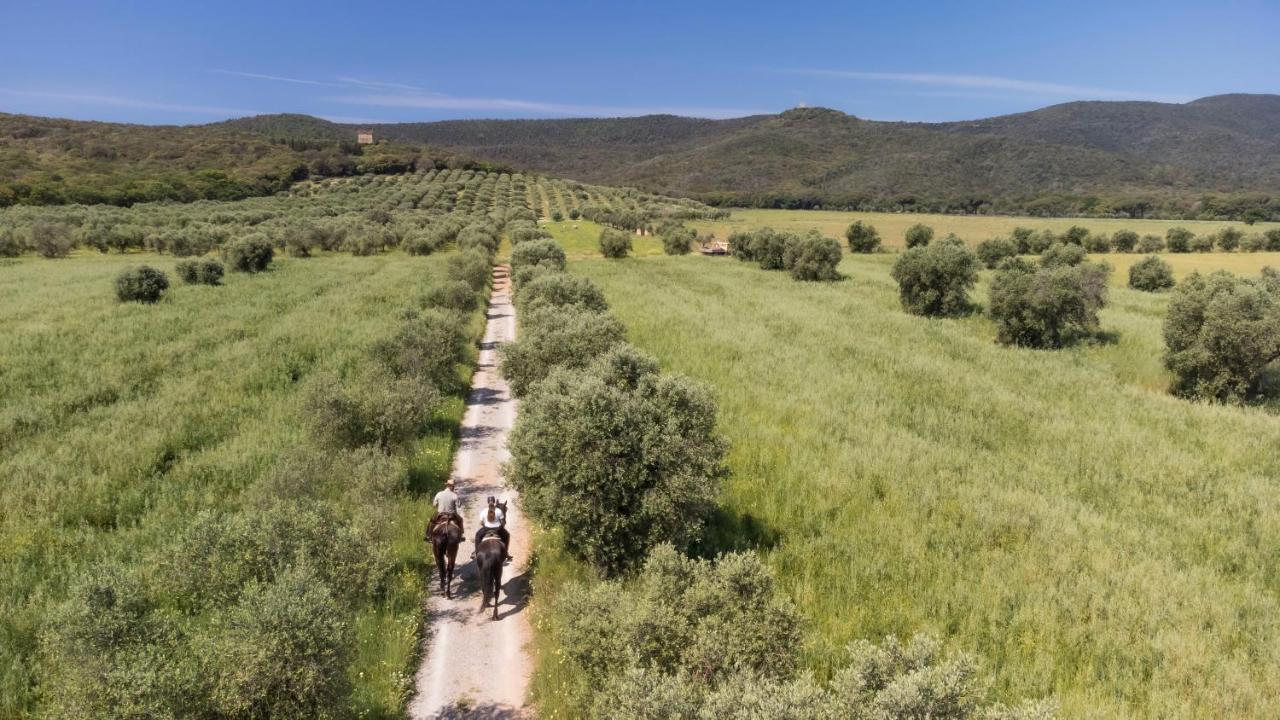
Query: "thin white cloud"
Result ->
[[781, 69, 1192, 104], [0, 88, 259, 117], [332, 92, 762, 119], [335, 76, 425, 93], [210, 69, 335, 87]]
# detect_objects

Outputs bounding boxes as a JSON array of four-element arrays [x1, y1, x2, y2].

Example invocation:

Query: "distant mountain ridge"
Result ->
[[220, 94, 1280, 219]]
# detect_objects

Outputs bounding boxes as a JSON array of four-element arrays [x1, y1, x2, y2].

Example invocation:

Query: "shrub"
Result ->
[[728, 230, 756, 261], [1163, 270, 1280, 402], [510, 238, 566, 275], [752, 229, 790, 270], [371, 309, 469, 392], [1039, 242, 1088, 268], [1243, 233, 1269, 252], [1189, 234, 1215, 253], [423, 279, 479, 313], [457, 224, 499, 256], [403, 228, 446, 256], [344, 224, 391, 256], [508, 224, 552, 245], [844, 221, 881, 253], [29, 222, 75, 258], [1026, 229, 1056, 254], [976, 237, 1018, 269], [1217, 227, 1243, 252], [512, 263, 556, 287], [904, 223, 934, 248], [447, 248, 491, 292], [175, 258, 224, 286], [508, 348, 727, 575], [784, 232, 842, 281], [569, 208, 581, 220], [1110, 230, 1138, 252], [1083, 233, 1111, 253], [0, 227, 23, 257], [551, 210, 564, 222], [517, 272, 608, 314], [889, 241, 979, 317], [305, 370, 440, 450], [555, 547, 1051, 720], [224, 235, 274, 272], [989, 258, 1110, 348], [661, 225, 695, 255], [1128, 255, 1176, 292], [599, 228, 633, 258], [1010, 226, 1035, 254], [1060, 225, 1090, 246], [1137, 234, 1164, 253], [499, 305, 626, 397], [115, 266, 170, 304], [1166, 227, 1193, 253], [280, 223, 318, 257], [207, 567, 352, 720], [1266, 229, 1280, 251]]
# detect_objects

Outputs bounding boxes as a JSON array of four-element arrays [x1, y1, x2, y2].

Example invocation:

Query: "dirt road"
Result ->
[[408, 266, 532, 719]]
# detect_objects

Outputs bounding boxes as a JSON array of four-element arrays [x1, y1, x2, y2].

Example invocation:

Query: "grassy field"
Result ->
[[0, 252, 477, 718], [690, 208, 1280, 249], [538, 219, 666, 258], [554, 252, 1280, 719]]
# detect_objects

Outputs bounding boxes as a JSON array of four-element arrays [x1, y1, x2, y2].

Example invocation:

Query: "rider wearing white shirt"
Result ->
[[472, 495, 512, 561]]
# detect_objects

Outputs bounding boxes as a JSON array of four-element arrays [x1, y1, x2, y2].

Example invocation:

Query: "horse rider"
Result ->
[[473, 495, 513, 562], [430, 479, 463, 532]]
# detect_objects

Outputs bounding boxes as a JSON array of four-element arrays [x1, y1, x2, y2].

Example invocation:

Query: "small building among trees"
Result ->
[[356, 130, 374, 145]]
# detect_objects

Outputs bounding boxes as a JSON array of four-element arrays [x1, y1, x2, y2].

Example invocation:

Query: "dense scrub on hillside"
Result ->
[[0, 113, 511, 207], [238, 96, 1280, 221]]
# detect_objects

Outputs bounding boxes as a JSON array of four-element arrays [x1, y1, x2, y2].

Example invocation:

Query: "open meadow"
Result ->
[[690, 208, 1280, 250], [540, 251, 1280, 719]]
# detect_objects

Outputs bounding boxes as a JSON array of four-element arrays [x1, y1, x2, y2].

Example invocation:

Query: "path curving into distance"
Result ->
[[408, 265, 532, 719]]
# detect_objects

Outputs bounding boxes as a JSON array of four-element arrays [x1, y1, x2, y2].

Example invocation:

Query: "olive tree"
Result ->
[[1039, 242, 1087, 268], [115, 266, 170, 304], [499, 305, 626, 396], [510, 238, 566, 276], [889, 239, 979, 317], [599, 228, 633, 259], [784, 232, 842, 281], [1217, 227, 1243, 252], [1163, 270, 1280, 402], [976, 237, 1018, 269], [989, 258, 1110, 348], [903, 223, 934, 249], [1166, 227, 1194, 253], [516, 272, 608, 314], [507, 348, 727, 575], [1128, 255, 1175, 292], [844, 221, 881, 253], [1110, 230, 1139, 253]]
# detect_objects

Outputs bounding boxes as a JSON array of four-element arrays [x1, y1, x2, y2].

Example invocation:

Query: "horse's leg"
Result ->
[[445, 543, 457, 599], [492, 564, 502, 620]]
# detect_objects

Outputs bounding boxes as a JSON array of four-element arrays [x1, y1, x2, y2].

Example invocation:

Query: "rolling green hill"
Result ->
[[0, 113, 493, 207], [222, 95, 1280, 220]]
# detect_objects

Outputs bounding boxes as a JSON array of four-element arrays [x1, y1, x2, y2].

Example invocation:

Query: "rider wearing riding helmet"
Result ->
[[473, 495, 512, 561]]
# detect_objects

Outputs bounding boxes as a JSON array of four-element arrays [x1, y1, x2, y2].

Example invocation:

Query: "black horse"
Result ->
[[427, 514, 463, 598], [475, 532, 506, 620]]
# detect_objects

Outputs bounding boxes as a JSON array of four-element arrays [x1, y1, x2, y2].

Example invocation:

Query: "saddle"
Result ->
[[430, 512, 463, 533]]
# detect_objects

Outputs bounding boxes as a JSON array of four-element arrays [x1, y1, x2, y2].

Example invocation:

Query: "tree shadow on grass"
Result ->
[[693, 506, 783, 559]]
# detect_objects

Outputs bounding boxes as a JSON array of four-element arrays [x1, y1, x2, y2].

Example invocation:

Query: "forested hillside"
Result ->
[[223, 95, 1280, 220], [0, 113, 496, 207]]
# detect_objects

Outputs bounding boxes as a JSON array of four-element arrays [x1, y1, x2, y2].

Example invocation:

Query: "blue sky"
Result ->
[[2, 0, 1277, 125]]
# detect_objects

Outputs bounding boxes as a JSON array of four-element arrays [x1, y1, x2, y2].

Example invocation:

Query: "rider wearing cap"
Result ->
[[430, 479, 462, 531]]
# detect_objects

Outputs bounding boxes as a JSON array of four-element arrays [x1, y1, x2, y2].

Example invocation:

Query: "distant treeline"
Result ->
[[697, 191, 1280, 223]]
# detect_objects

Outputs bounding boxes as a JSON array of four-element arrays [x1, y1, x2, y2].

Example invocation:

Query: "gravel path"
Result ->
[[408, 266, 532, 719]]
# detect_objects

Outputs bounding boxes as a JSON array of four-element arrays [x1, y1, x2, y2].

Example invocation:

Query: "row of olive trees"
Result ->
[[41, 250, 491, 718], [729, 227, 844, 281], [845, 220, 1280, 259], [502, 237, 728, 575]]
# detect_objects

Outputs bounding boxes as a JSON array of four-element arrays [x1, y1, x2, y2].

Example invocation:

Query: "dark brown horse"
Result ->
[[475, 532, 506, 620], [427, 514, 463, 598]]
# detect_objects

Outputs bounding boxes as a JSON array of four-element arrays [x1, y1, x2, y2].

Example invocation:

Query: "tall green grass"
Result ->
[[0, 253, 478, 718], [566, 253, 1280, 719]]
